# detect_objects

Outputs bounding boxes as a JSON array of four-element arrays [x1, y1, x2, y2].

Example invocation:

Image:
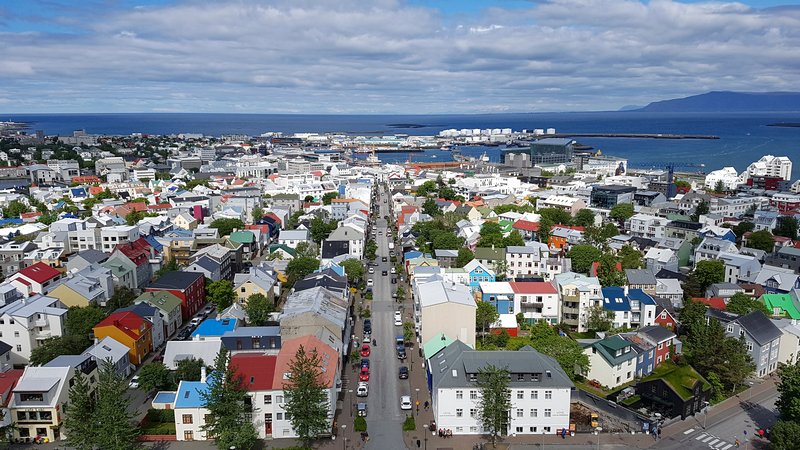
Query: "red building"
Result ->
[[636, 325, 677, 366], [145, 271, 205, 320]]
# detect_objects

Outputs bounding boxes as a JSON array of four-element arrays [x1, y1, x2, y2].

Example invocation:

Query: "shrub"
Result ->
[[354, 416, 367, 432], [402, 415, 416, 431]]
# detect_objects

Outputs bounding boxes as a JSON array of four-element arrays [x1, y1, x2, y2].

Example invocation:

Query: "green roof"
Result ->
[[761, 294, 800, 319], [473, 247, 506, 260], [423, 333, 455, 359], [268, 244, 296, 257], [229, 230, 255, 243], [135, 291, 182, 312], [641, 361, 711, 401], [498, 219, 514, 233]]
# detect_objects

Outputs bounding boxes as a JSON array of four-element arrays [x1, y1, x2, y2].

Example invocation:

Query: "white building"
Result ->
[[747, 155, 792, 181], [99, 225, 140, 253], [555, 272, 603, 333], [414, 278, 476, 348], [0, 295, 67, 366], [626, 213, 668, 239], [704, 167, 746, 190], [431, 341, 572, 436]]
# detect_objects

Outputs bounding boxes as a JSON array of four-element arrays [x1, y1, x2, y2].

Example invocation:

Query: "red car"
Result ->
[[359, 367, 370, 382], [360, 344, 371, 357]]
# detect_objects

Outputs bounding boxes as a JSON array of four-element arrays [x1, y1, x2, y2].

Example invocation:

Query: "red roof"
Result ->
[[310, 171, 324, 177], [231, 354, 278, 391], [115, 237, 154, 267], [509, 281, 558, 294], [95, 311, 152, 340], [273, 336, 338, 389], [20, 212, 41, 219], [0, 369, 23, 406], [513, 220, 540, 232], [17, 262, 61, 284], [245, 224, 271, 234], [264, 213, 282, 225], [692, 297, 727, 311], [148, 203, 172, 210], [123, 202, 148, 212]]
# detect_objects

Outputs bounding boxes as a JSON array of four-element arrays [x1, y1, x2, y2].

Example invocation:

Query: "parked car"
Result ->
[[400, 395, 412, 410], [360, 344, 371, 357], [391, 278, 397, 284], [399, 366, 409, 379], [357, 402, 368, 417], [190, 316, 203, 327], [367, 279, 374, 287], [391, 267, 397, 274], [363, 333, 371, 343], [128, 376, 140, 389], [368, 267, 375, 274], [357, 382, 369, 397], [382, 257, 388, 262], [177, 328, 192, 340], [204, 305, 214, 315], [359, 367, 370, 382], [360, 358, 370, 370], [363, 319, 372, 333]]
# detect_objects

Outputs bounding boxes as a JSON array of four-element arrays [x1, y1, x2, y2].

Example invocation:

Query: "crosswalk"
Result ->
[[694, 432, 734, 450]]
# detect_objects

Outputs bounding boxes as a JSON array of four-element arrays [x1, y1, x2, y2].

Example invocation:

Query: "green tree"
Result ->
[[252, 206, 264, 223], [587, 305, 613, 332], [309, 217, 338, 243], [573, 209, 596, 228], [432, 231, 464, 250], [155, 257, 179, 278], [690, 200, 709, 222], [678, 299, 709, 338], [691, 260, 725, 293], [285, 257, 321, 285], [609, 203, 634, 224], [732, 221, 755, 240], [596, 253, 625, 287], [705, 371, 726, 403], [245, 293, 274, 326], [283, 345, 331, 447], [769, 420, 800, 450], [2, 200, 29, 219], [774, 216, 799, 240], [175, 358, 205, 382], [422, 198, 439, 216], [64, 371, 95, 450], [294, 241, 317, 259], [65, 305, 107, 348], [524, 322, 590, 379], [683, 320, 754, 393], [492, 260, 508, 281], [567, 245, 602, 274], [714, 180, 725, 193], [105, 286, 137, 312], [454, 248, 474, 268], [138, 363, 173, 391], [125, 210, 144, 225], [439, 186, 457, 201], [416, 180, 437, 197], [618, 245, 643, 270], [538, 208, 572, 227], [776, 363, 800, 422], [206, 279, 235, 310], [365, 240, 378, 260], [322, 191, 338, 205], [209, 218, 245, 237], [476, 364, 511, 447], [94, 361, 140, 449], [340, 258, 365, 284], [726, 293, 770, 316], [476, 300, 499, 344], [29, 335, 88, 366], [201, 349, 259, 449], [747, 229, 775, 253], [503, 230, 525, 247]]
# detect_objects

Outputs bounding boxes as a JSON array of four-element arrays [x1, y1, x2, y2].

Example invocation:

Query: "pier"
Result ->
[[547, 133, 719, 140]]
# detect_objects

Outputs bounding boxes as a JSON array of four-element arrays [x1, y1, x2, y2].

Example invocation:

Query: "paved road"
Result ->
[[364, 185, 408, 450]]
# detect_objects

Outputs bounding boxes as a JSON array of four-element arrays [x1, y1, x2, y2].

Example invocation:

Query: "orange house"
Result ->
[[93, 311, 153, 366]]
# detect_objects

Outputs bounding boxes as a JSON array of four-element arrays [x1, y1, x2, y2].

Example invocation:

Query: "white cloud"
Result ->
[[0, 0, 799, 113]]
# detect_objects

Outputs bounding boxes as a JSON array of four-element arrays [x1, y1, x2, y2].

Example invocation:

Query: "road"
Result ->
[[364, 184, 408, 450]]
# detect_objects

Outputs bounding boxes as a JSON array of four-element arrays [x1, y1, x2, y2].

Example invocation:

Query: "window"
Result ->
[[455, 390, 463, 399], [276, 413, 283, 420], [470, 426, 478, 432], [456, 409, 463, 417], [747, 342, 754, 352], [516, 427, 523, 433], [517, 374, 525, 381], [544, 409, 552, 418], [456, 427, 464, 432], [530, 409, 538, 417], [516, 409, 523, 418], [183, 431, 194, 441], [470, 390, 477, 400], [470, 408, 477, 418], [517, 391, 524, 399], [276, 395, 284, 403], [658, 342, 663, 350], [531, 391, 538, 400], [13, 331, 18, 338], [182, 414, 193, 424], [544, 390, 552, 399], [15, 345, 20, 352], [264, 395, 272, 404]]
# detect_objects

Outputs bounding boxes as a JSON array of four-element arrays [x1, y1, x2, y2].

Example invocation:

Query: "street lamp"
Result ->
[[342, 424, 347, 450], [415, 388, 421, 415], [594, 427, 602, 450]]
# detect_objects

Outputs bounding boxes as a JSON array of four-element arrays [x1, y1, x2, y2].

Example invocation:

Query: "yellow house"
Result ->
[[48, 284, 92, 308], [93, 311, 153, 366], [233, 267, 279, 305], [173, 212, 198, 230]]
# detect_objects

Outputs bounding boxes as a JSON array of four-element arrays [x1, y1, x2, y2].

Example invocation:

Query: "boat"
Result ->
[[479, 152, 490, 163]]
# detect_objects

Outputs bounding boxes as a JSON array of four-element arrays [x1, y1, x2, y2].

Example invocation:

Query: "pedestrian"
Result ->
[[438, 428, 443, 437], [735, 439, 740, 447], [424, 400, 429, 410], [657, 428, 661, 440]]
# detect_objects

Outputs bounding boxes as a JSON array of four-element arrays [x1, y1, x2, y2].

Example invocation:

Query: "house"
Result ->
[[134, 291, 183, 339], [462, 260, 496, 291], [47, 265, 113, 308], [626, 213, 668, 239], [489, 314, 520, 337], [635, 325, 678, 366], [694, 237, 739, 264], [625, 269, 657, 295], [146, 271, 206, 320], [505, 243, 571, 282], [234, 264, 279, 305], [510, 281, 560, 325], [324, 225, 364, 260], [548, 226, 584, 251], [185, 256, 222, 281], [0, 295, 67, 367], [512, 220, 540, 241], [8, 262, 63, 296], [718, 252, 762, 284], [190, 243, 236, 281], [173, 368, 212, 441], [173, 212, 198, 230], [753, 265, 800, 294], [93, 310, 153, 366], [771, 319, 800, 366], [9, 365, 85, 442], [655, 278, 684, 308], [473, 247, 506, 272], [118, 303, 165, 350], [414, 279, 476, 348], [601, 287, 657, 329], [294, 268, 347, 299], [705, 309, 781, 377], [705, 282, 744, 299], [220, 326, 281, 353], [277, 229, 310, 249], [431, 341, 573, 436], [699, 225, 736, 243], [434, 249, 459, 268], [766, 246, 800, 274], [0, 240, 36, 279], [636, 362, 712, 419], [279, 287, 348, 353], [555, 272, 603, 332], [656, 237, 692, 268], [644, 248, 678, 274], [82, 336, 132, 377], [163, 340, 222, 370], [653, 296, 678, 331], [580, 335, 637, 389], [229, 230, 257, 260]]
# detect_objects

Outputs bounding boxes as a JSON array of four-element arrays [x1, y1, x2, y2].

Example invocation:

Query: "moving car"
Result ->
[[368, 267, 375, 274], [400, 396, 412, 410], [399, 366, 409, 379], [382, 257, 388, 262], [367, 279, 374, 287], [357, 382, 369, 397], [382, 270, 388, 276], [129, 375, 140, 389], [360, 344, 371, 357], [360, 358, 370, 370]]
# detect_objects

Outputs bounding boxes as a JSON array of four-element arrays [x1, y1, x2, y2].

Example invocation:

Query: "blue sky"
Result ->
[[1, 0, 800, 113]]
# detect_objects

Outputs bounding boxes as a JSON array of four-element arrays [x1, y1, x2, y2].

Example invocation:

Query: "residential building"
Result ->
[[626, 214, 668, 239], [8, 262, 63, 296], [766, 246, 800, 274], [601, 287, 657, 329], [324, 225, 364, 260], [134, 290, 183, 338], [706, 310, 781, 377], [279, 286, 348, 354], [99, 225, 140, 253], [47, 265, 113, 308], [174, 369, 212, 441], [536, 195, 586, 216], [145, 271, 206, 321], [580, 335, 637, 389], [0, 295, 67, 367], [644, 247, 678, 274], [694, 237, 738, 264], [625, 269, 657, 295], [277, 229, 310, 249], [718, 252, 762, 284], [93, 310, 153, 366], [414, 279, 476, 348], [747, 155, 792, 181], [82, 336, 131, 377], [234, 264, 279, 305], [555, 272, 602, 332], [636, 362, 712, 419], [118, 303, 165, 350]]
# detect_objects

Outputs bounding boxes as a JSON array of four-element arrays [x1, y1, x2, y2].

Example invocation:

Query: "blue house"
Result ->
[[463, 260, 496, 292], [479, 281, 515, 314], [220, 326, 281, 352], [600, 287, 658, 329], [699, 225, 736, 243], [622, 335, 656, 378]]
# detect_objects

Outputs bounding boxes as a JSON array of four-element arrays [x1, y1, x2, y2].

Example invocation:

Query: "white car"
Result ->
[[391, 267, 396, 274], [368, 267, 375, 274], [357, 382, 369, 397], [129, 375, 140, 389], [400, 395, 412, 410], [367, 279, 374, 287], [394, 311, 402, 326], [190, 317, 202, 327]]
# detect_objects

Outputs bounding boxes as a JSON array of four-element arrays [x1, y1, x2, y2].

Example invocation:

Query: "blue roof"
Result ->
[[317, 262, 345, 277], [174, 379, 211, 408], [55, 200, 65, 210], [191, 318, 238, 337], [404, 251, 423, 260], [144, 235, 163, 252], [601, 287, 655, 311], [60, 213, 79, 219], [0, 218, 22, 226], [154, 391, 176, 404], [71, 188, 87, 197]]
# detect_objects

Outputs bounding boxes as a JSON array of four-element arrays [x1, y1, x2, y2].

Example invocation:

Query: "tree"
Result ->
[[503, 230, 525, 247], [726, 293, 770, 316], [618, 245, 643, 269], [416, 180, 437, 197], [309, 217, 338, 243], [683, 320, 754, 393], [201, 349, 259, 450], [155, 257, 179, 278], [206, 280, 235, 310], [538, 208, 572, 227], [29, 335, 87, 366], [691, 260, 725, 293], [422, 198, 439, 217], [609, 203, 634, 224], [285, 257, 320, 285], [138, 362, 173, 391], [714, 180, 725, 193], [454, 248, 474, 268], [175, 358, 205, 382], [476, 301, 499, 344], [732, 221, 755, 240], [587, 305, 613, 332], [94, 361, 140, 449], [690, 200, 709, 222], [747, 229, 775, 253], [769, 420, 800, 450], [340, 259, 365, 284], [492, 260, 508, 281], [125, 210, 144, 225], [105, 286, 136, 312], [283, 345, 330, 447], [776, 363, 800, 422], [477, 221, 505, 248], [245, 293, 274, 326], [64, 371, 95, 450], [365, 240, 378, 260], [2, 200, 29, 219], [321, 191, 339, 205], [65, 305, 107, 348], [678, 299, 709, 338], [432, 231, 464, 250], [303, 195, 314, 203], [524, 322, 590, 379], [573, 209, 596, 228], [209, 218, 245, 237], [596, 253, 626, 287], [294, 241, 317, 259], [567, 245, 602, 274], [775, 216, 799, 240], [252, 206, 264, 224], [476, 364, 511, 447]]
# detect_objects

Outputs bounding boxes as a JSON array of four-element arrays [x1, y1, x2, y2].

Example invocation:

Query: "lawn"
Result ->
[[140, 409, 176, 436]]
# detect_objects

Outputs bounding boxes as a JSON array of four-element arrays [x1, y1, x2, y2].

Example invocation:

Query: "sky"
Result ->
[[1, 0, 800, 114]]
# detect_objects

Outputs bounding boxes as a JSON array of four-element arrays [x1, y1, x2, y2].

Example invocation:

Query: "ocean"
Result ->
[[4, 112, 800, 172]]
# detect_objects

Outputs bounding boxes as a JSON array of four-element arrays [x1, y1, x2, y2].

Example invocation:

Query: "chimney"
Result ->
[[623, 286, 629, 296], [201, 366, 207, 383]]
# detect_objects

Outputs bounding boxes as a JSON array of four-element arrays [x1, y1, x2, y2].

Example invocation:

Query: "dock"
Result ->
[[547, 133, 719, 140]]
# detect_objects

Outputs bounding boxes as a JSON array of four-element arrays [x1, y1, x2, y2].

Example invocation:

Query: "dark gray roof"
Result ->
[[430, 340, 573, 391], [193, 256, 221, 273], [737, 311, 782, 345], [625, 269, 657, 286], [149, 271, 204, 290], [0, 340, 11, 355], [637, 325, 675, 343], [71, 249, 109, 264], [321, 241, 350, 259]]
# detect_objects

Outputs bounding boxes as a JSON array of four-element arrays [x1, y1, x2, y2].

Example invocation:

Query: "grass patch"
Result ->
[[141, 422, 176, 435], [354, 417, 367, 432], [641, 361, 711, 401], [570, 331, 597, 339], [575, 379, 636, 399], [402, 415, 416, 431], [621, 395, 641, 406]]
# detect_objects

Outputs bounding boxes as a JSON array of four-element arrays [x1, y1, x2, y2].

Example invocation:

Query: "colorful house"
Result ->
[[146, 271, 206, 321], [462, 260, 495, 291], [8, 262, 63, 296], [760, 293, 800, 320], [93, 310, 153, 366]]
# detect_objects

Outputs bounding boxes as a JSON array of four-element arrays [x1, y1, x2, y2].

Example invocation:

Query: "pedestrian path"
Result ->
[[693, 431, 734, 450]]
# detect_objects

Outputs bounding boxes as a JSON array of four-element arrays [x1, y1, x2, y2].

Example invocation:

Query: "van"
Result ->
[[357, 402, 368, 417]]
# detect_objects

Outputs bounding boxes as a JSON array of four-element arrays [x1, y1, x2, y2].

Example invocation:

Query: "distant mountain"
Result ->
[[618, 104, 644, 111], [635, 91, 800, 112]]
